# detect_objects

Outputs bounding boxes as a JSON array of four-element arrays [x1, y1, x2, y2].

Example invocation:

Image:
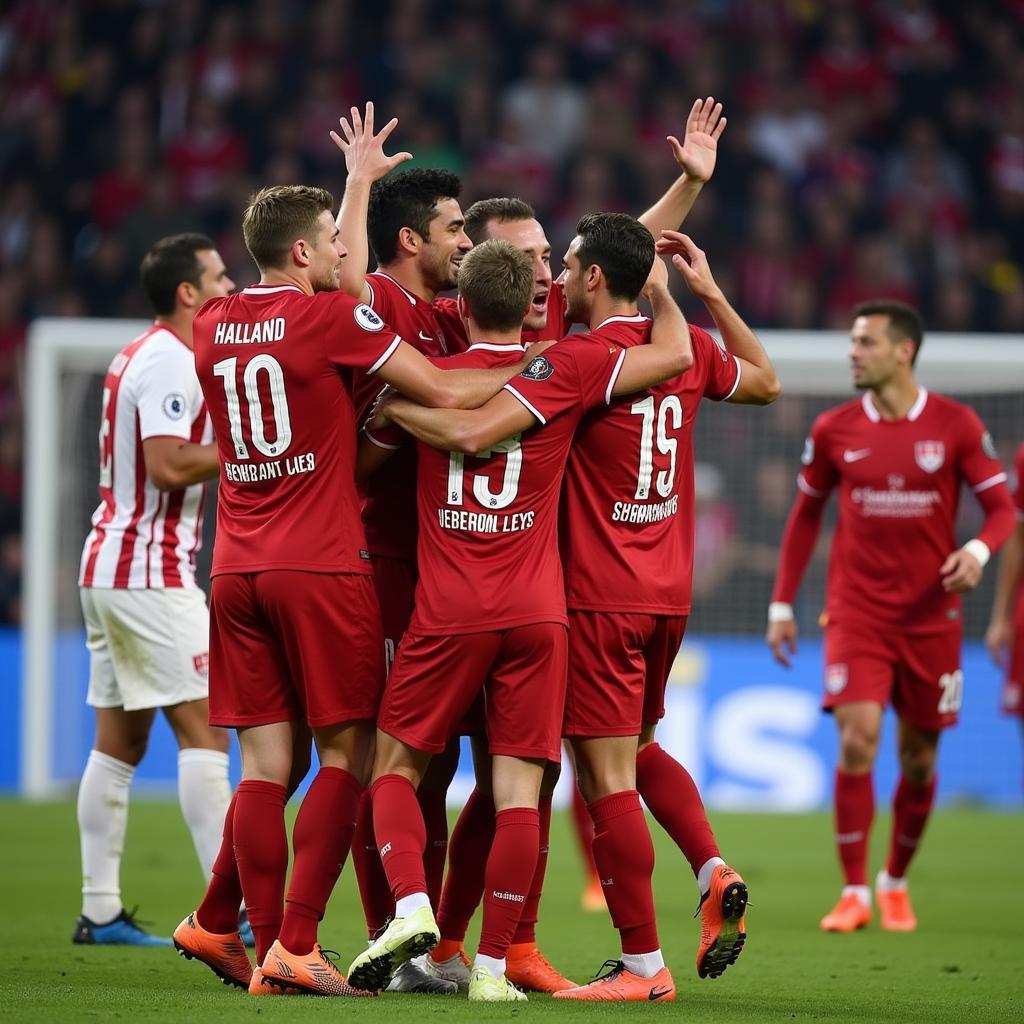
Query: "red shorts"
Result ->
[[563, 610, 689, 737], [378, 623, 568, 761], [823, 619, 963, 731], [370, 554, 417, 674], [1001, 629, 1024, 717], [209, 571, 384, 728]]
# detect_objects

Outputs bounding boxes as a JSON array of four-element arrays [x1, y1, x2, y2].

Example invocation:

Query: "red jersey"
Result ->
[[521, 281, 568, 345], [370, 340, 623, 635], [354, 273, 467, 562], [194, 283, 401, 576], [560, 318, 741, 615], [791, 388, 1009, 630], [1013, 443, 1024, 631]]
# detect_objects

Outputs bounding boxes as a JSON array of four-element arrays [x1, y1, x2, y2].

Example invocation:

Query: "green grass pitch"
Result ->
[[2, 800, 1021, 1022]]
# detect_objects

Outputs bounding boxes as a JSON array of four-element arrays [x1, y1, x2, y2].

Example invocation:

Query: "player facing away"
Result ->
[[74, 234, 235, 947], [348, 230, 694, 1001], [766, 300, 1015, 932], [550, 228, 780, 1001], [985, 442, 1024, 773], [172, 185, 540, 997]]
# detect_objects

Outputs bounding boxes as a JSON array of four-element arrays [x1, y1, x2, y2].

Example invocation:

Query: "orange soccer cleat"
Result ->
[[173, 911, 253, 989], [876, 875, 917, 932], [820, 892, 872, 933], [696, 864, 748, 978], [553, 960, 676, 1002], [506, 942, 576, 993], [248, 965, 304, 996], [260, 940, 378, 997]]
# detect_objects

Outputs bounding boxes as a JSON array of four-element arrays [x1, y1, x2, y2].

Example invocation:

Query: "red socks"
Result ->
[[834, 770, 874, 887], [589, 790, 658, 954], [436, 787, 495, 944], [233, 779, 288, 963], [352, 790, 393, 937], [197, 793, 242, 934], [636, 742, 720, 878], [570, 780, 599, 883], [418, 786, 450, 910], [511, 793, 551, 945], [887, 774, 936, 879], [277, 767, 362, 955], [371, 774, 428, 902], [477, 807, 540, 959]]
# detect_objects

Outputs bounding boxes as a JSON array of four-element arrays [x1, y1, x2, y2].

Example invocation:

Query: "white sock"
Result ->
[[842, 884, 872, 905], [177, 748, 232, 880], [621, 949, 665, 978], [78, 750, 135, 922], [697, 856, 726, 895], [395, 892, 431, 918], [473, 953, 506, 979], [876, 869, 907, 892]]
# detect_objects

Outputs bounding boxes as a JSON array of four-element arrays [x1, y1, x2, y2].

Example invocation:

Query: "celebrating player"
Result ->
[[551, 228, 779, 1001], [347, 226, 693, 1001], [74, 234, 235, 947], [766, 300, 1015, 932], [172, 184, 541, 997], [985, 442, 1024, 763]]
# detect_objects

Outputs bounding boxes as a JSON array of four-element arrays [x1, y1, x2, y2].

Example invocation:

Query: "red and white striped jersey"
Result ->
[[79, 324, 212, 589]]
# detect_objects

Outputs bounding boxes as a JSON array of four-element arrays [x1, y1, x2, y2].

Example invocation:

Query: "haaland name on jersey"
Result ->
[[212, 317, 286, 345]]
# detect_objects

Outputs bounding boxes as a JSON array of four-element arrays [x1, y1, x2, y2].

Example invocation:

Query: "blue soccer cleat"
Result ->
[[72, 906, 172, 946], [237, 909, 255, 948]]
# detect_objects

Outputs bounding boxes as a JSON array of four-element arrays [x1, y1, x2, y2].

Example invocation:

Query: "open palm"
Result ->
[[667, 97, 726, 184]]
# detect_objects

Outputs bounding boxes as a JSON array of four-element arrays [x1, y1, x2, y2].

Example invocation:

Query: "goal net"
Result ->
[[21, 320, 1024, 800]]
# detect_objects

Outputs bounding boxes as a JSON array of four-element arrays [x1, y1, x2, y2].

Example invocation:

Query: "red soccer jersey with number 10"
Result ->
[[194, 283, 401, 577], [376, 339, 623, 636], [795, 388, 1008, 630], [560, 317, 741, 615]]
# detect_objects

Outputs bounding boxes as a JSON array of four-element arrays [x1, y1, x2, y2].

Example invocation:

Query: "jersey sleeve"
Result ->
[[956, 407, 1008, 496], [502, 339, 623, 424], [322, 293, 402, 376], [694, 325, 741, 401], [135, 344, 204, 442], [796, 413, 838, 498]]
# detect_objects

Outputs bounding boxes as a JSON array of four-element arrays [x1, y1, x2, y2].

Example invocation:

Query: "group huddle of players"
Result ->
[[75, 98, 1022, 1005]]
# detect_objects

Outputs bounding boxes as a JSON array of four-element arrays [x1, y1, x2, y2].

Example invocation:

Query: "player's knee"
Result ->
[[838, 728, 878, 772], [899, 746, 936, 785]]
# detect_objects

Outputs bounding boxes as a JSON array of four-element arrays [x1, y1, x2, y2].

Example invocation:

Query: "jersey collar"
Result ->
[[467, 342, 526, 353], [242, 284, 304, 295], [861, 386, 928, 423], [372, 272, 420, 306], [594, 313, 648, 329]]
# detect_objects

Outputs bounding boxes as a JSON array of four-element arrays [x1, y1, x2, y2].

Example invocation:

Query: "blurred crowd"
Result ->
[[2, 0, 1024, 626]]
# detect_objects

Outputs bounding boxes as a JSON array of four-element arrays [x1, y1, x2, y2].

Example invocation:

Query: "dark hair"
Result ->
[[457, 239, 533, 331], [854, 299, 924, 365], [242, 185, 334, 270], [574, 213, 655, 301], [140, 233, 216, 315], [367, 168, 462, 265], [463, 197, 536, 245]]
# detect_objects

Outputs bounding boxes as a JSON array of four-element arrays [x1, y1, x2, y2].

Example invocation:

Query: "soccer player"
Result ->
[[74, 233, 235, 947], [551, 228, 779, 1001], [985, 442, 1024, 758], [766, 300, 1015, 932], [347, 225, 693, 1001], [172, 184, 542, 997]]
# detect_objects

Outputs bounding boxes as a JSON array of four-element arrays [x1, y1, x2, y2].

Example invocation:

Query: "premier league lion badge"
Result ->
[[914, 440, 945, 473]]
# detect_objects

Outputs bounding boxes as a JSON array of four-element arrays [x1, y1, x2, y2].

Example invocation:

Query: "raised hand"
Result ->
[[655, 230, 719, 301], [667, 97, 726, 185], [640, 253, 670, 300], [330, 101, 412, 183]]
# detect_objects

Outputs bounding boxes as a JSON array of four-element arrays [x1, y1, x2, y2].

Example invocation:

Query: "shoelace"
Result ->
[[318, 947, 343, 973], [591, 959, 626, 983], [121, 905, 155, 930]]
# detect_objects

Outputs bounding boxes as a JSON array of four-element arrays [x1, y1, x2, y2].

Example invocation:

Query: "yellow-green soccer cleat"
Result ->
[[346, 905, 439, 992], [468, 966, 528, 1002]]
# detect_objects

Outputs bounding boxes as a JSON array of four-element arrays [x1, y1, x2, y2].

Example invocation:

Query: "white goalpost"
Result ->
[[20, 318, 1024, 798]]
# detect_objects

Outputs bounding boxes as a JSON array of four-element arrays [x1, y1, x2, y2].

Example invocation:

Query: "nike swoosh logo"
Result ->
[[843, 448, 871, 462], [648, 986, 672, 1001], [418, 331, 433, 342]]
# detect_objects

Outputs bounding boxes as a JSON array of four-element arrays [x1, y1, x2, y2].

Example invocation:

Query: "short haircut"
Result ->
[[242, 185, 334, 271], [457, 239, 533, 332], [574, 213, 655, 301], [140, 233, 216, 315], [464, 197, 536, 244], [367, 168, 462, 265], [854, 299, 924, 365]]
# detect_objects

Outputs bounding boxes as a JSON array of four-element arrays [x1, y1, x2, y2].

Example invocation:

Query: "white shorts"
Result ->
[[81, 587, 210, 711]]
